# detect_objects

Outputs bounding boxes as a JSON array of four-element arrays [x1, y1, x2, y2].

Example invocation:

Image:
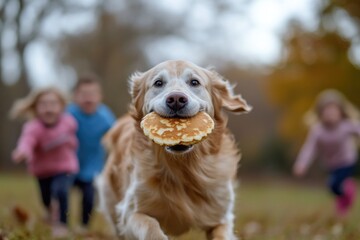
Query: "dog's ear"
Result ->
[[210, 70, 252, 114], [128, 71, 146, 115], [129, 71, 144, 99]]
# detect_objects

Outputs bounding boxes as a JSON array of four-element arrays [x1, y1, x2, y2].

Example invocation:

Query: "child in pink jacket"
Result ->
[[11, 87, 78, 237], [293, 89, 360, 217]]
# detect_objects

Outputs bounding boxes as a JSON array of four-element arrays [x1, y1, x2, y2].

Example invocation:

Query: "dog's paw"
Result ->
[[145, 232, 168, 240], [211, 237, 237, 240]]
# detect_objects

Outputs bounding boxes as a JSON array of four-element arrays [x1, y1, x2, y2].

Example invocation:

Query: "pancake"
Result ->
[[140, 112, 215, 146]]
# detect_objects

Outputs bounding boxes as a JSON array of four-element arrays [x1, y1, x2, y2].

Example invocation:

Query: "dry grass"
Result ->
[[0, 174, 359, 239]]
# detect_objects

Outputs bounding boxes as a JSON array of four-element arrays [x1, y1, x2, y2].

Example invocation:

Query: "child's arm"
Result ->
[[42, 134, 73, 151], [66, 114, 78, 149], [293, 127, 319, 177], [12, 122, 39, 163], [349, 121, 360, 137], [12, 149, 28, 164], [103, 105, 116, 131]]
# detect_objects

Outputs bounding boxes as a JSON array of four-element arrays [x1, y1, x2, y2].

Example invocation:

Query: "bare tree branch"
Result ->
[[0, 0, 11, 83]]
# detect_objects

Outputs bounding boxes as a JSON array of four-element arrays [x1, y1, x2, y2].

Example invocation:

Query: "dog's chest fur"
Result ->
[[120, 142, 237, 236]]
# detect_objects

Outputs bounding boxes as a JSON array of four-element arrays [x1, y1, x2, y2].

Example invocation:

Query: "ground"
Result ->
[[0, 174, 359, 240]]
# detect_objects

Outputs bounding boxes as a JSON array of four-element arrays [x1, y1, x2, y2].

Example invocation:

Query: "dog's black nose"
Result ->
[[166, 92, 188, 111]]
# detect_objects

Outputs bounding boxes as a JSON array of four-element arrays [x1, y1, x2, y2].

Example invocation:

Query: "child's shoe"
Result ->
[[74, 225, 89, 236], [335, 179, 357, 217], [343, 178, 356, 207], [52, 223, 69, 238], [336, 195, 349, 217], [50, 200, 60, 224]]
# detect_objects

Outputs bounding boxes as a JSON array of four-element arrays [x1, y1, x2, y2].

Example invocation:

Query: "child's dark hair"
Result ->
[[74, 73, 102, 92]]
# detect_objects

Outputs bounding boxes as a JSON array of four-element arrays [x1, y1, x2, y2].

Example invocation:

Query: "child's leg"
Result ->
[[51, 173, 73, 224], [82, 181, 94, 226], [328, 165, 354, 196], [75, 179, 95, 226], [37, 176, 53, 219], [328, 170, 346, 196], [328, 165, 356, 216]]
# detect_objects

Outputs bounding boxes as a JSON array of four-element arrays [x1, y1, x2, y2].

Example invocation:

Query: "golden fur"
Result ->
[[97, 60, 251, 240]]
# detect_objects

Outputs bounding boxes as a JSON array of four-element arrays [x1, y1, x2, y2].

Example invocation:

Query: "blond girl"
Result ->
[[293, 89, 360, 217], [11, 87, 78, 237]]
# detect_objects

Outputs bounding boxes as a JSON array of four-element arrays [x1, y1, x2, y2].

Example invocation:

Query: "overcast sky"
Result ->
[[2, 0, 358, 89]]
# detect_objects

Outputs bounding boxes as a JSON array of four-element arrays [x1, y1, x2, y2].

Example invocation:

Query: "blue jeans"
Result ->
[[73, 178, 95, 226], [37, 173, 73, 224], [328, 164, 355, 196]]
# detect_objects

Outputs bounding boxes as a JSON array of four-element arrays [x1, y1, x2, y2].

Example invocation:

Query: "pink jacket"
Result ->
[[16, 114, 79, 178], [296, 120, 360, 170]]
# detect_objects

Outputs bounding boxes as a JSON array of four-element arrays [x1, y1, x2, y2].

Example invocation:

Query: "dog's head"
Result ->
[[130, 60, 251, 154]]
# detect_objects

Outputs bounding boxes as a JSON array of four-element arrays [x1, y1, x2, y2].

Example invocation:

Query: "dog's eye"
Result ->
[[190, 79, 200, 87], [153, 79, 164, 88]]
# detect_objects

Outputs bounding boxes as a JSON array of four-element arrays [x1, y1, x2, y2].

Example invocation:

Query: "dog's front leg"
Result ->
[[206, 224, 237, 240], [124, 213, 168, 240]]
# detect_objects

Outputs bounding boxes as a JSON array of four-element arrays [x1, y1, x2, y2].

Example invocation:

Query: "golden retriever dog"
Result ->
[[96, 60, 251, 240]]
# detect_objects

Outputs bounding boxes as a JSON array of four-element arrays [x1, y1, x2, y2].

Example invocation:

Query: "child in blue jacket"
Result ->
[[68, 74, 116, 229]]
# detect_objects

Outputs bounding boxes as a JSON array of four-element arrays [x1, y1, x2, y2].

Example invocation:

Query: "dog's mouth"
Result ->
[[149, 109, 200, 119], [165, 145, 194, 154]]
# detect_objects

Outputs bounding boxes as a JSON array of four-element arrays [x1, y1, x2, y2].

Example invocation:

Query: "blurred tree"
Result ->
[[322, 0, 360, 28], [58, 12, 146, 115], [3, 0, 359, 173], [1, 0, 254, 170], [0, 0, 55, 169], [219, 65, 278, 161], [267, 23, 360, 156], [58, 2, 196, 115], [0, 0, 97, 169], [58, 7, 279, 171]]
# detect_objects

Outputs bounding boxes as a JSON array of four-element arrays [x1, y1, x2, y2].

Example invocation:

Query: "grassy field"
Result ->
[[0, 174, 359, 240]]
